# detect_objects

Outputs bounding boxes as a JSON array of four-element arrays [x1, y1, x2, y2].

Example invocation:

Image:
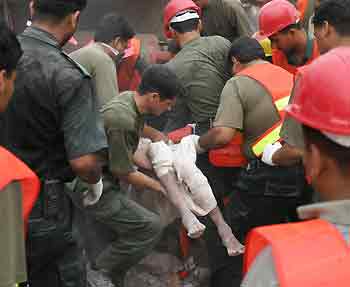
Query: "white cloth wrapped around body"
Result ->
[[147, 136, 217, 216]]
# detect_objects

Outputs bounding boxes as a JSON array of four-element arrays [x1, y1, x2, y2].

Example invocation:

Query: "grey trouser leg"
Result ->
[[68, 176, 162, 281]]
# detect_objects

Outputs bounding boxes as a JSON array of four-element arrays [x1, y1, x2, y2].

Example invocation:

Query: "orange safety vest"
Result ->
[[297, 0, 314, 27], [243, 219, 350, 287], [117, 37, 142, 92], [272, 39, 320, 75], [238, 62, 294, 158], [0, 146, 40, 232]]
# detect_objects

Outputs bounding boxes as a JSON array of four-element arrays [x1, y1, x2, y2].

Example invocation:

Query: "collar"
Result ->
[[181, 36, 201, 49], [297, 200, 350, 225], [22, 26, 61, 49]]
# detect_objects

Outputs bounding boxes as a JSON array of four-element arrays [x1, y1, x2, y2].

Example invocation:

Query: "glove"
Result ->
[[261, 142, 282, 166], [83, 178, 103, 207], [183, 135, 206, 154]]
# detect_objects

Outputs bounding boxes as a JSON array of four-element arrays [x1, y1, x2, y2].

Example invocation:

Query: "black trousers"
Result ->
[[196, 153, 244, 287], [25, 182, 86, 287]]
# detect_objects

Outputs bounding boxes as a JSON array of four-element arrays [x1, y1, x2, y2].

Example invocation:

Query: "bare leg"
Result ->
[[209, 207, 245, 256], [159, 172, 206, 239]]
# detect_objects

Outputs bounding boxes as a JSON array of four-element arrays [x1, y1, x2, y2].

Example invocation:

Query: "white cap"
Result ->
[[170, 10, 200, 24], [322, 131, 350, 148]]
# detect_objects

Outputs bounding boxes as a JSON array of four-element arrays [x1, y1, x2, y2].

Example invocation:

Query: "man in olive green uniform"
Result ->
[[198, 37, 306, 286], [0, 23, 24, 287], [163, 8, 244, 287], [72, 65, 183, 287], [3, 1, 108, 286], [193, 0, 254, 42], [70, 14, 135, 109]]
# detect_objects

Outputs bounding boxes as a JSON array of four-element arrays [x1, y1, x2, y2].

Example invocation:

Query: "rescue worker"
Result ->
[[258, 0, 319, 75], [198, 37, 306, 283], [263, 0, 349, 168], [192, 0, 254, 42], [70, 13, 135, 109], [71, 65, 182, 287], [0, 22, 39, 287], [2, 0, 108, 286], [242, 46, 350, 287], [312, 0, 350, 54], [163, 1, 245, 286]]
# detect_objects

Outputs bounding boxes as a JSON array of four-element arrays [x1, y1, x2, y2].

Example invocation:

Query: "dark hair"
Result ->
[[313, 0, 350, 36], [279, 22, 303, 34], [170, 19, 200, 34], [94, 14, 135, 43], [0, 23, 22, 75], [138, 64, 183, 100], [228, 36, 265, 64], [33, 0, 87, 21], [303, 125, 350, 173]]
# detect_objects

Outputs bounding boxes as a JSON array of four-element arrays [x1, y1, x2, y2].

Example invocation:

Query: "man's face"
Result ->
[[149, 94, 176, 116], [0, 70, 16, 112], [269, 31, 295, 55]]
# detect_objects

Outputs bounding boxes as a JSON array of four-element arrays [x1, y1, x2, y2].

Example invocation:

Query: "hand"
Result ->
[[261, 142, 283, 166], [83, 178, 103, 206]]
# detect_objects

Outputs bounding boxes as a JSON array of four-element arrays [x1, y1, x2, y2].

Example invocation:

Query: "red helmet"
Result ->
[[286, 47, 350, 135], [258, 0, 300, 38], [163, 0, 201, 39]]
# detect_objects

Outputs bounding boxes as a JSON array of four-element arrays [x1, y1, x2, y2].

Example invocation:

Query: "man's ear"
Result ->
[[198, 19, 203, 33], [306, 143, 323, 182]]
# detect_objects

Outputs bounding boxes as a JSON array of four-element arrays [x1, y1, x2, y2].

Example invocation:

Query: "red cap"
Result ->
[[163, 0, 201, 39], [286, 47, 350, 136], [258, 0, 299, 38]]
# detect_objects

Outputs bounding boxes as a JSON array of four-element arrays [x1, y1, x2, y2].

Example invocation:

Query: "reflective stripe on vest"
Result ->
[[243, 219, 350, 287], [0, 147, 40, 232], [117, 37, 142, 92], [236, 62, 294, 158]]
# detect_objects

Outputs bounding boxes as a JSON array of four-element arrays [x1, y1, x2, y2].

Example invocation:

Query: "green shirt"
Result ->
[[214, 60, 280, 160], [202, 0, 254, 42], [0, 182, 27, 287], [102, 91, 144, 176], [165, 36, 232, 132], [70, 43, 119, 109]]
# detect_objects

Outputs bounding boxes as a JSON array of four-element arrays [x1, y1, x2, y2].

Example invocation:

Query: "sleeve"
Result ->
[[213, 80, 244, 129], [94, 56, 119, 108], [227, 1, 254, 37], [241, 247, 279, 287], [59, 77, 108, 160], [106, 128, 137, 175], [280, 82, 305, 149]]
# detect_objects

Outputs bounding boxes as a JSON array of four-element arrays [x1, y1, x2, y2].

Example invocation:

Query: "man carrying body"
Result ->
[[242, 45, 350, 287], [72, 64, 182, 287], [3, 0, 108, 286], [198, 37, 305, 284], [163, 2, 247, 286]]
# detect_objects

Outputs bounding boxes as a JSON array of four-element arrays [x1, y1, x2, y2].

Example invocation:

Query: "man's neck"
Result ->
[[32, 21, 66, 46], [178, 32, 200, 48]]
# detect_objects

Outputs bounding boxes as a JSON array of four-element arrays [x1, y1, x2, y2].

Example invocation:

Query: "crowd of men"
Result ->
[[1, 0, 350, 287]]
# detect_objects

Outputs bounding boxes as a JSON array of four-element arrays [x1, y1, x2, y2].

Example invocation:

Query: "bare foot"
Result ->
[[182, 210, 206, 239], [218, 224, 245, 256]]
